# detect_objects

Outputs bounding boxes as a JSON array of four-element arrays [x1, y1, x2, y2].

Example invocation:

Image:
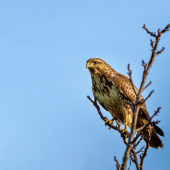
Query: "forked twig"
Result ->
[[143, 24, 157, 37], [138, 90, 154, 106]]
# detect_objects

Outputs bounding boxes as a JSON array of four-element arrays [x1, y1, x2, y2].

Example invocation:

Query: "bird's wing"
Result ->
[[113, 73, 164, 136], [111, 72, 150, 120]]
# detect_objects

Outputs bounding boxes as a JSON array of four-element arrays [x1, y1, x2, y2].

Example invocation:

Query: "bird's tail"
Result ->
[[143, 125, 164, 149]]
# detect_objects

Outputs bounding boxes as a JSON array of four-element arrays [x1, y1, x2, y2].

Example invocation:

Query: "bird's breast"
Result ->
[[91, 74, 124, 114]]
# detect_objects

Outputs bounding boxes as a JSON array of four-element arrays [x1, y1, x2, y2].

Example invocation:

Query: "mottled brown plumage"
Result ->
[[86, 58, 164, 148]]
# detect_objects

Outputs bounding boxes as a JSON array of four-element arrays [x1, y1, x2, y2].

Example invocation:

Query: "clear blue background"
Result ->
[[0, 0, 169, 169]]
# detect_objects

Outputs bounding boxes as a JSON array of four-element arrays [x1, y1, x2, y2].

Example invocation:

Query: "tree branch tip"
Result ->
[[150, 39, 154, 48], [128, 63, 131, 69], [114, 156, 121, 170], [156, 47, 165, 55], [158, 107, 161, 111], [161, 24, 170, 33], [87, 96, 92, 102], [143, 24, 157, 37], [127, 64, 132, 73], [143, 81, 152, 90], [153, 120, 160, 124], [142, 60, 147, 67]]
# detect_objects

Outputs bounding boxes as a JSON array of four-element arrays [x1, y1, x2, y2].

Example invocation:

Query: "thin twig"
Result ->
[[134, 146, 144, 155], [135, 136, 144, 147], [87, 96, 105, 120], [136, 126, 145, 133], [150, 40, 154, 48], [143, 81, 152, 91], [140, 129, 151, 170], [129, 152, 135, 163], [152, 120, 160, 124], [114, 156, 121, 170], [138, 90, 154, 106], [133, 153, 140, 170], [160, 24, 170, 33], [128, 159, 132, 170], [156, 47, 165, 55], [143, 24, 157, 37], [127, 64, 137, 95]]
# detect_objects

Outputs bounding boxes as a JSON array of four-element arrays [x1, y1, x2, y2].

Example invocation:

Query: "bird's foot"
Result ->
[[121, 128, 130, 138], [104, 117, 114, 129]]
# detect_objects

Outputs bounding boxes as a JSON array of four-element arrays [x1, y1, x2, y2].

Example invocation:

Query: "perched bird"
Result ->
[[86, 58, 164, 148]]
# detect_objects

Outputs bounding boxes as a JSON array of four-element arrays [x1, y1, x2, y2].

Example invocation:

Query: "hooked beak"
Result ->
[[86, 62, 91, 68], [86, 62, 93, 68]]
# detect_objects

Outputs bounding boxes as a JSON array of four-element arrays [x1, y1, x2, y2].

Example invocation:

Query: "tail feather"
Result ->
[[143, 129, 163, 149], [154, 124, 164, 137]]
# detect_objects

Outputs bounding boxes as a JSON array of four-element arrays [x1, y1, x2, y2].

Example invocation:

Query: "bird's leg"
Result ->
[[122, 115, 130, 138]]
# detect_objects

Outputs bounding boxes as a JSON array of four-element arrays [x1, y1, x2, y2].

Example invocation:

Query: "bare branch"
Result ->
[[138, 90, 154, 106], [140, 130, 151, 170], [142, 60, 147, 71], [152, 120, 160, 124], [143, 81, 152, 91], [136, 126, 145, 133], [133, 153, 140, 170], [150, 40, 154, 48], [114, 156, 121, 170], [134, 146, 144, 155], [135, 136, 144, 147], [129, 152, 135, 163], [160, 24, 170, 34], [128, 159, 132, 170], [127, 64, 137, 95], [156, 47, 165, 55], [87, 96, 105, 120], [143, 24, 156, 37]]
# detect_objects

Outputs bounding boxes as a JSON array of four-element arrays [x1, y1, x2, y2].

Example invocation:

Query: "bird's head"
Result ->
[[86, 58, 105, 74], [86, 58, 113, 76]]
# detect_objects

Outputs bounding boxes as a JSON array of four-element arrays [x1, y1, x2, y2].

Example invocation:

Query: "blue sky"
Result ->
[[0, 0, 169, 169]]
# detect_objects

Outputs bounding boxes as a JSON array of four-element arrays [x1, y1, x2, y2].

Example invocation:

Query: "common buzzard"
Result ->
[[86, 58, 164, 148]]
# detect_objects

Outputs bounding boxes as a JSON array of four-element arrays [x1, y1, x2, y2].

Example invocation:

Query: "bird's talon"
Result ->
[[104, 117, 114, 127], [121, 129, 130, 138]]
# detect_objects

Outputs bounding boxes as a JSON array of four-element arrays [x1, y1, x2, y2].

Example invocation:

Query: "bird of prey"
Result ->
[[86, 58, 164, 148]]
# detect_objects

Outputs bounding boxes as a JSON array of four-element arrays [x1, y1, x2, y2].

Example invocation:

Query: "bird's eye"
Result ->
[[94, 61, 98, 65]]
